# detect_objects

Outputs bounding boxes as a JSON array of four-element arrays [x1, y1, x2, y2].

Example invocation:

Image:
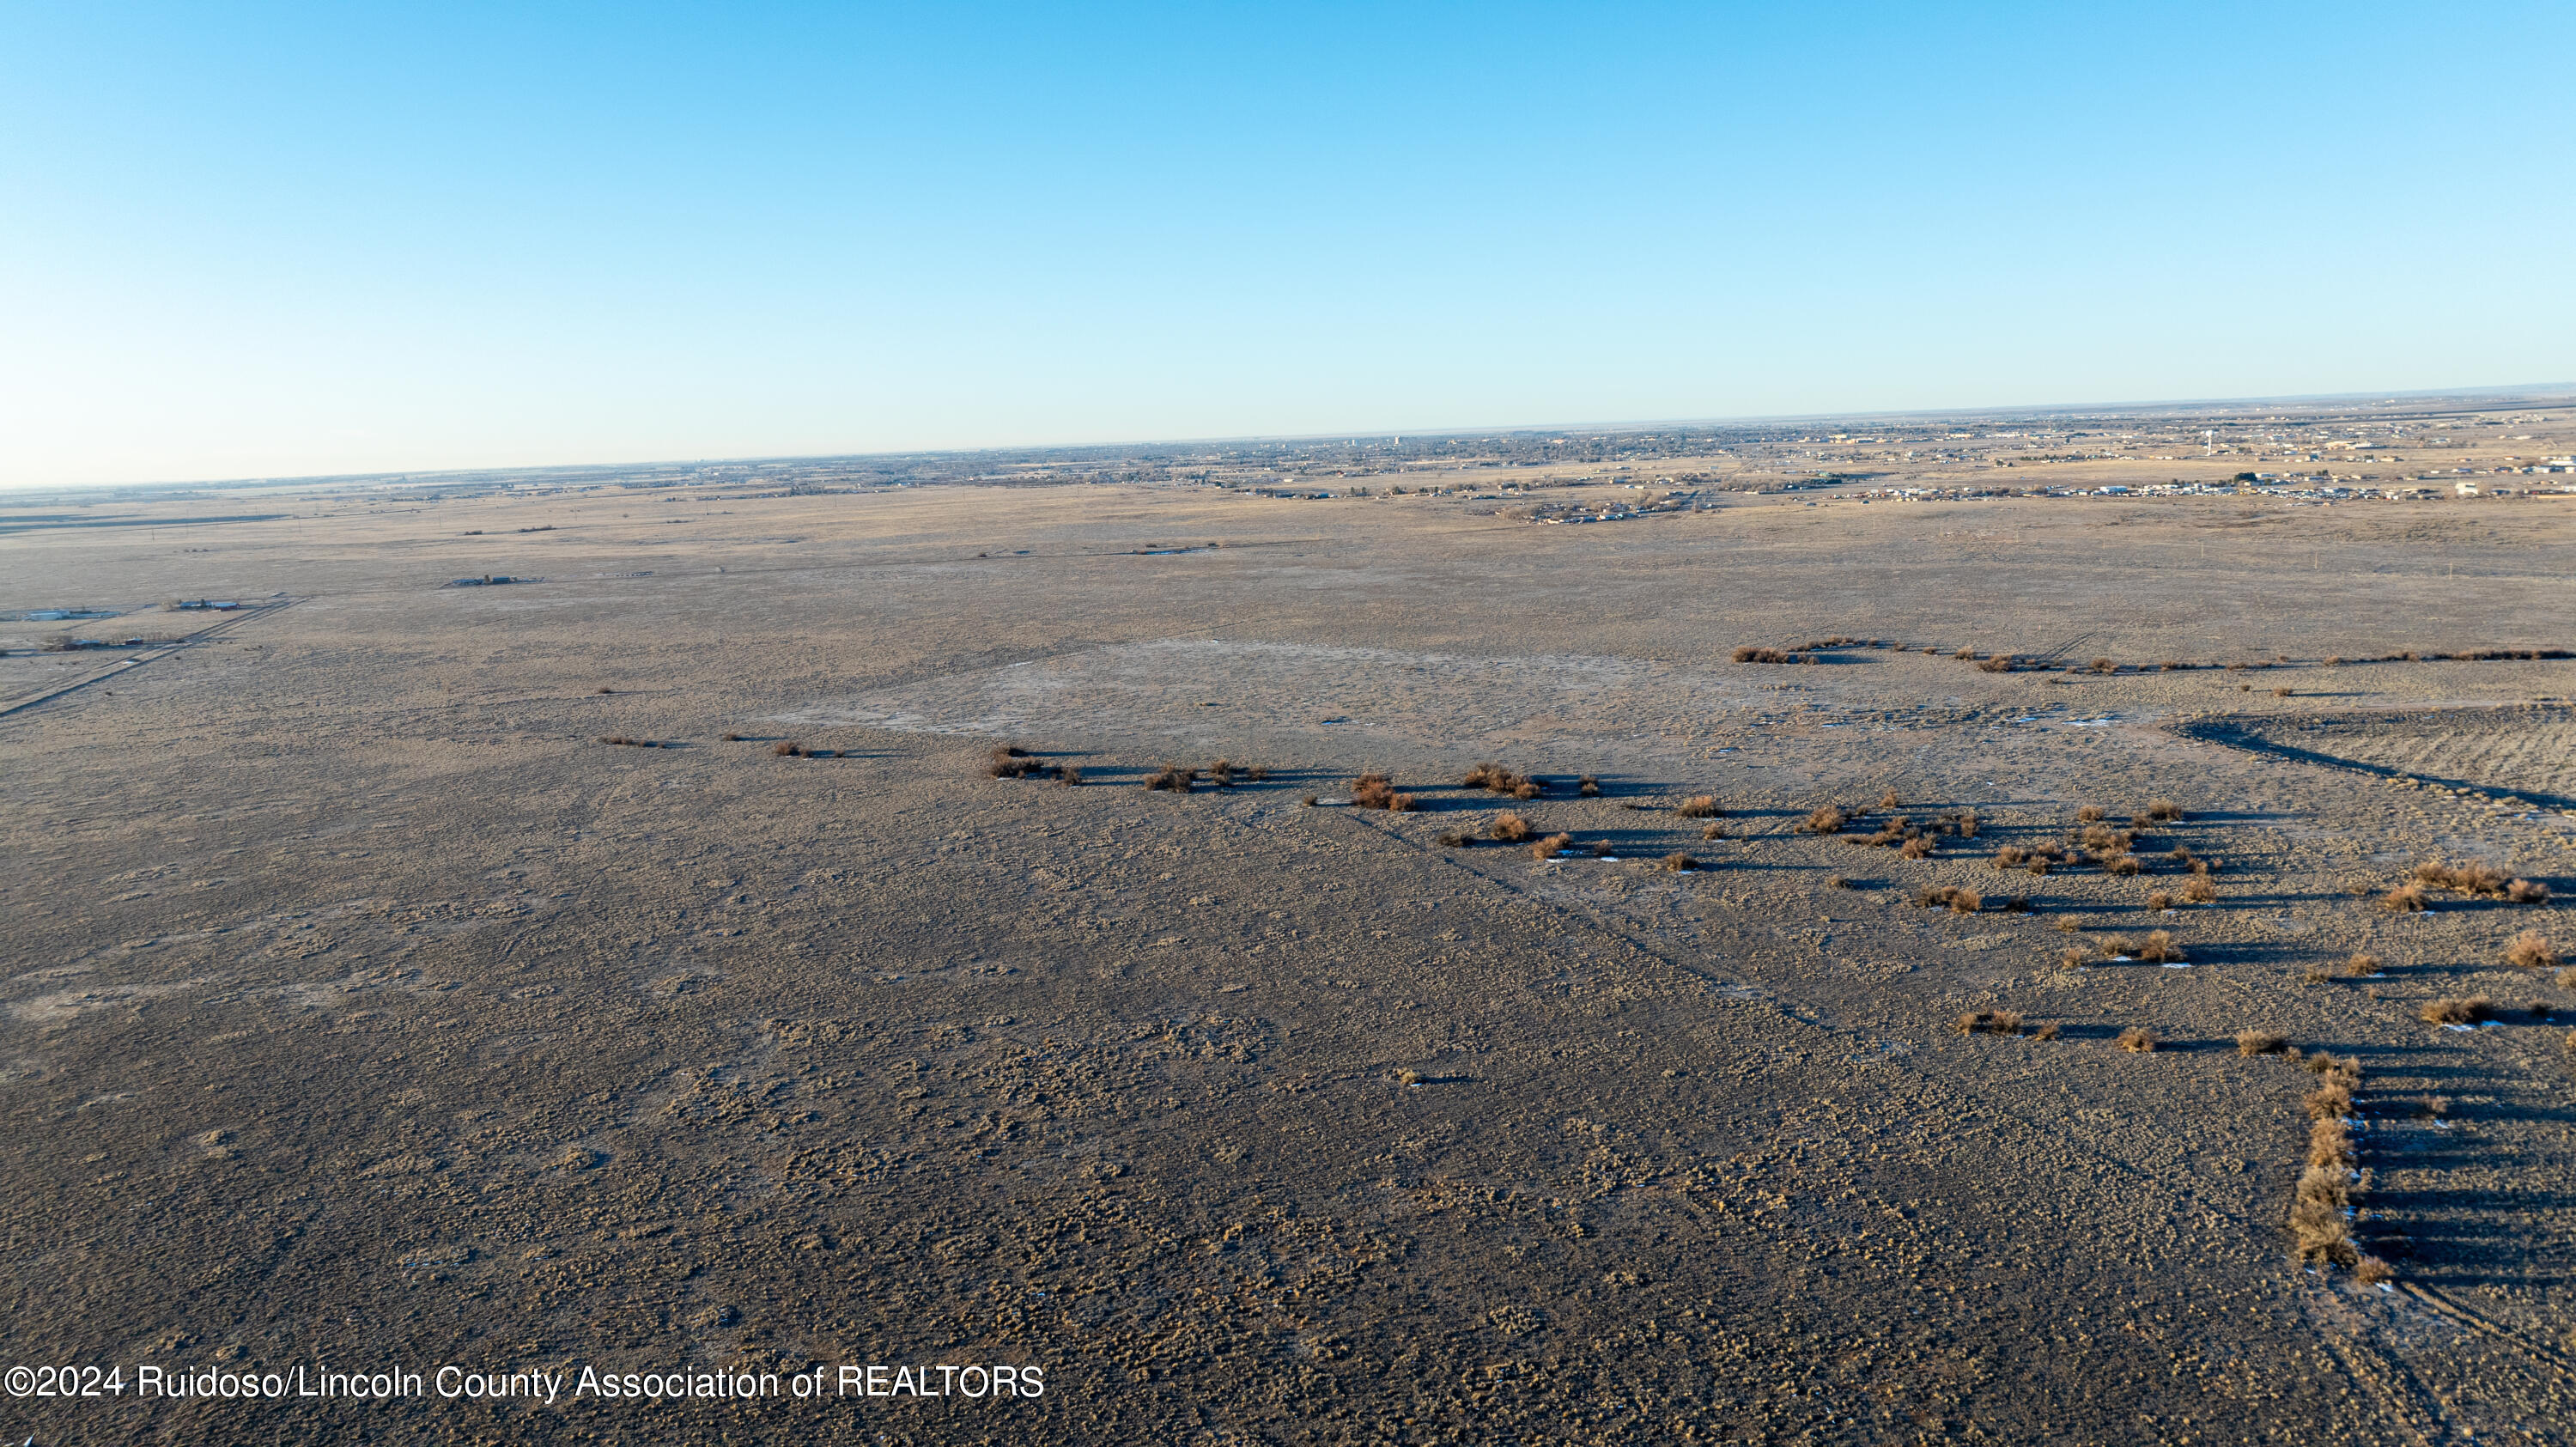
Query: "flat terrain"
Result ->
[[4, 479, 2573, 1444]]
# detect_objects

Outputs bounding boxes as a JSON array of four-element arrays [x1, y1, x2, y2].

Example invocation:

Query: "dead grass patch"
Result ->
[[1911, 885, 1982, 914], [2504, 931, 2560, 971], [2417, 996, 2498, 1025]]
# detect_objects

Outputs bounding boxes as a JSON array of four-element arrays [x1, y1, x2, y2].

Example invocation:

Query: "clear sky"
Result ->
[[3, 2, 2569, 488]]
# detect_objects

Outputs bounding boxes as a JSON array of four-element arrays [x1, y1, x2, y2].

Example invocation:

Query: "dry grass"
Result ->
[[2236, 1030, 2290, 1057], [2412, 859, 2510, 897], [1657, 852, 1699, 872], [1350, 772, 1416, 812], [1488, 812, 1532, 842], [1675, 794, 1721, 818], [2379, 884, 2428, 914], [2292, 1054, 2368, 1268], [1911, 885, 1982, 914], [988, 745, 1049, 778], [2504, 931, 2561, 971], [2115, 1026, 2160, 1053], [1800, 806, 1846, 835], [1461, 763, 1546, 799], [2181, 874, 2217, 905], [1530, 832, 1573, 860], [2138, 930, 2185, 964], [2417, 996, 2499, 1025]]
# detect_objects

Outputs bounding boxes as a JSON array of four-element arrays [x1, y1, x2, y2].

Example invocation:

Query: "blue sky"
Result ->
[[3, 2, 2569, 486]]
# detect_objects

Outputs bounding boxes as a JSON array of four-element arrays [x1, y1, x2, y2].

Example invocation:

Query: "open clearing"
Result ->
[[3, 473, 2573, 1444]]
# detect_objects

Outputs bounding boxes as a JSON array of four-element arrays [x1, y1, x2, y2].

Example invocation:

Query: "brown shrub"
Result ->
[[1351, 772, 1397, 809], [1578, 775, 1601, 797], [1699, 821, 1728, 841], [1145, 764, 1197, 793], [1510, 781, 1541, 800], [2144, 799, 2182, 821], [2158, 660, 2184, 671], [1955, 1010, 2027, 1037], [2076, 805, 2106, 823], [2414, 860, 2510, 896], [1657, 853, 1699, 872], [1898, 836, 1935, 860], [2096, 934, 2137, 958], [1993, 845, 2029, 868], [773, 740, 805, 757], [2146, 891, 2172, 912], [1056, 765, 1084, 787], [1435, 829, 1473, 847], [2504, 931, 2560, 971], [1675, 795, 1721, 818], [1247, 764, 1270, 781], [1591, 838, 1615, 857], [1530, 832, 1573, 860], [2139, 930, 2185, 964], [2181, 874, 2217, 905], [2354, 1256, 2396, 1286], [2417, 997, 2498, 1025], [1953, 810, 1979, 839], [2089, 657, 2115, 674], [2379, 885, 2428, 913], [1977, 654, 2017, 672], [2115, 1026, 2160, 1053], [2506, 879, 2551, 905], [1800, 806, 1846, 834], [2236, 1030, 2290, 1057], [2104, 854, 2142, 877], [1826, 874, 1852, 889], [1209, 758, 1235, 787], [2343, 951, 2382, 977], [1731, 646, 1789, 664], [1879, 788, 1903, 808], [1908, 885, 1981, 914], [2060, 946, 2093, 970], [720, 732, 744, 742], [1488, 812, 1532, 842]]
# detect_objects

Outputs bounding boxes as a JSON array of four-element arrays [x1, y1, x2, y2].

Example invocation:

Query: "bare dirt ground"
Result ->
[[3, 481, 2573, 1444]]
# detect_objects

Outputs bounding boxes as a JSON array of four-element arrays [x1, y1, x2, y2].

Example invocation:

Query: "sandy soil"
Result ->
[[3, 481, 2573, 1444]]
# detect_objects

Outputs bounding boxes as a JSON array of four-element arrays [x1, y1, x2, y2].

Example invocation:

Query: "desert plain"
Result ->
[[4, 419, 2576, 1444]]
